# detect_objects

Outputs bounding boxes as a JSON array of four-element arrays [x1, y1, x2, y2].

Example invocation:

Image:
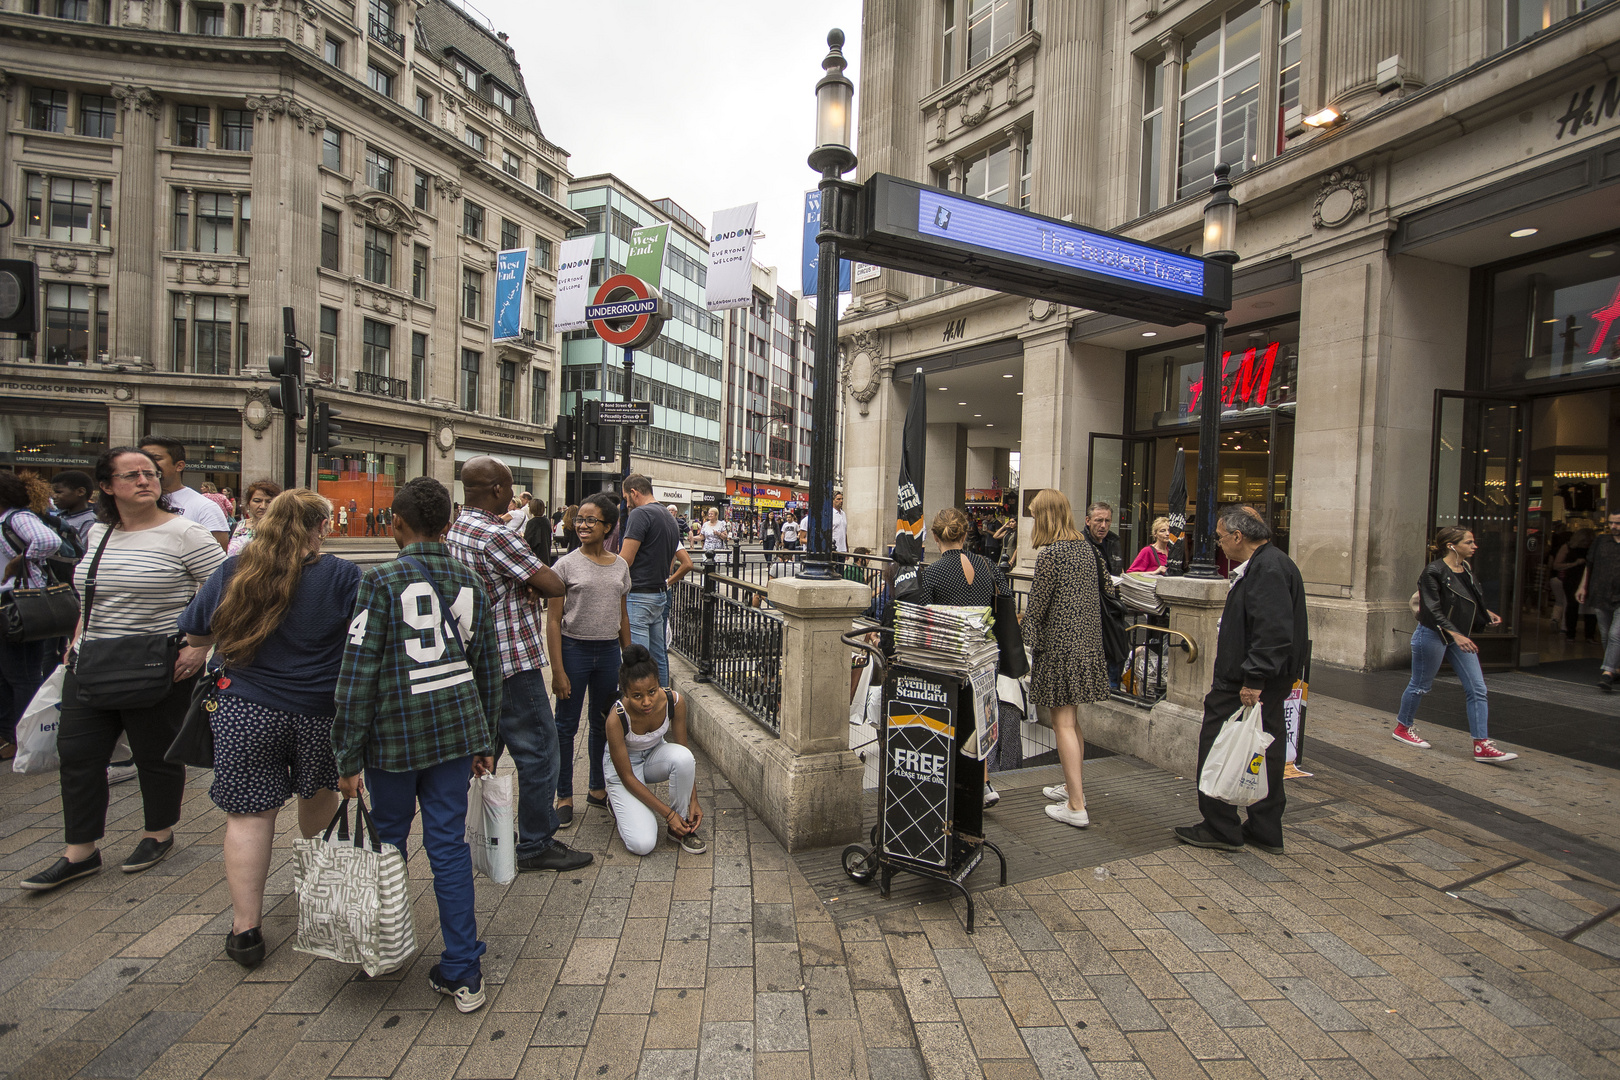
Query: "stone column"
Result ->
[[1144, 576, 1229, 777], [1031, 0, 1104, 221], [112, 86, 161, 366], [965, 445, 997, 488], [1323, 0, 1423, 114], [853, 0, 923, 307], [842, 361, 906, 553], [924, 421, 966, 528]]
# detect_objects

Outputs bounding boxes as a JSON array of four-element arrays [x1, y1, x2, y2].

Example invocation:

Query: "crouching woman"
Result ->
[[603, 645, 706, 855]]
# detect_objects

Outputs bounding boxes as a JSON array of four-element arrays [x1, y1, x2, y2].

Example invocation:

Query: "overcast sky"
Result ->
[[469, 0, 864, 285]]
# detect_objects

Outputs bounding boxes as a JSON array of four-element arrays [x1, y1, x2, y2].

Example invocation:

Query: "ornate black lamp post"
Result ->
[[801, 28, 857, 581], [1188, 163, 1240, 578]]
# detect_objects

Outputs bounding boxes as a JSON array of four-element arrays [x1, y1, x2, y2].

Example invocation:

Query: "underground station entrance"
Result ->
[[791, 173, 1235, 924]]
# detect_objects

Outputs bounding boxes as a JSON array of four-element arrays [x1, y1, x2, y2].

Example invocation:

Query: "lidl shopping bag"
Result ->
[[1198, 703, 1273, 807], [14, 664, 64, 774], [466, 773, 516, 884], [293, 799, 416, 977]]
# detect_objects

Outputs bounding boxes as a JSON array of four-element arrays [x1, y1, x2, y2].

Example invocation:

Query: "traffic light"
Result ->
[[0, 260, 39, 336], [269, 308, 306, 418], [311, 401, 345, 454], [552, 414, 574, 459], [593, 421, 617, 463]]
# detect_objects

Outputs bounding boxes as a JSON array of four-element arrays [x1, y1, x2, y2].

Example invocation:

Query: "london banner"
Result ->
[[706, 203, 758, 312], [492, 248, 528, 342], [554, 236, 596, 332]]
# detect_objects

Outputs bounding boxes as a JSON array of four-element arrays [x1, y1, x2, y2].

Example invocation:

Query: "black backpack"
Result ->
[[1, 509, 87, 584]]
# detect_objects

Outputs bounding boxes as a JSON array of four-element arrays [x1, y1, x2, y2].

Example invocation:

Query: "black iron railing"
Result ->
[[354, 370, 409, 399], [368, 18, 404, 54], [1111, 620, 1170, 708], [669, 555, 783, 733]]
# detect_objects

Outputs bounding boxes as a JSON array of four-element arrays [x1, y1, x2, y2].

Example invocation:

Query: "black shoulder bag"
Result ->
[[73, 527, 183, 710], [167, 663, 222, 769], [1093, 544, 1130, 666], [1, 512, 80, 644], [979, 554, 1030, 679]]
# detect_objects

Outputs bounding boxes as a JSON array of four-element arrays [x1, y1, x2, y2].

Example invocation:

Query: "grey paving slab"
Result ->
[[1298, 931, 1390, 978], [1270, 977, 1367, 1032], [666, 900, 712, 942], [1021, 1025, 1100, 1080], [933, 948, 999, 998], [576, 896, 631, 939], [638, 1047, 699, 1080], [0, 950, 60, 997], [709, 922, 755, 969], [1174, 972, 1266, 1028], [697, 1020, 755, 1080], [752, 903, 796, 944], [754, 991, 810, 1052], [529, 983, 604, 1047], [80, 1009, 202, 1078], [1441, 976, 1548, 1027], [711, 886, 752, 924], [44, 957, 156, 1010], [866, 1046, 930, 1080], [1084, 975, 1166, 1032], [996, 908, 1062, 951], [1155, 911, 1231, 953]]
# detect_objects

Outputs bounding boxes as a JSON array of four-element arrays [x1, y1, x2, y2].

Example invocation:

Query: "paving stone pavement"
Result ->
[[1, 685, 1619, 1080]]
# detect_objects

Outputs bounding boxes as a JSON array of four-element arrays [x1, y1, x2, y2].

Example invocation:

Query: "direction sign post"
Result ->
[[596, 401, 653, 426], [587, 274, 669, 486]]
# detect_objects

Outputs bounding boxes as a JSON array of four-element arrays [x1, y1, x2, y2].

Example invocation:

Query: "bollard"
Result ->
[[697, 551, 717, 683]]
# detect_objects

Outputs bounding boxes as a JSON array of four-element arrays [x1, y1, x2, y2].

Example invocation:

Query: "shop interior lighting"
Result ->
[[1142, 331, 1157, 337], [1592, 250, 1616, 259], [1302, 106, 1342, 128], [1509, 227, 1539, 238], [1002, 373, 1014, 378]]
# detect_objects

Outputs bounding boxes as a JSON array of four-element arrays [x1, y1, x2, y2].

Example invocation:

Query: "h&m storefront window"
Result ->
[[320, 429, 424, 537], [1092, 318, 1299, 564], [143, 407, 242, 496], [0, 402, 108, 478], [1433, 234, 1620, 668]]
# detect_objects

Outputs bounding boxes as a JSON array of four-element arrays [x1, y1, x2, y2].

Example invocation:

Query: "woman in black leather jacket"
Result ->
[[1393, 528, 1517, 763]]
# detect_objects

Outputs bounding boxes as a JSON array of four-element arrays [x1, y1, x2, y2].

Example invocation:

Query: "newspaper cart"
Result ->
[[840, 641, 1006, 933]]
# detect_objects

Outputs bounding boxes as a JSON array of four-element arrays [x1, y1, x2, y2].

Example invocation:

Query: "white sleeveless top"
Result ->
[[615, 690, 678, 752]]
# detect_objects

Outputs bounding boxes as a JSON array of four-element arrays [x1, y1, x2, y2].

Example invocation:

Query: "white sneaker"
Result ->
[[982, 783, 1000, 809], [1042, 783, 1068, 802], [1045, 803, 1090, 828], [107, 763, 138, 785]]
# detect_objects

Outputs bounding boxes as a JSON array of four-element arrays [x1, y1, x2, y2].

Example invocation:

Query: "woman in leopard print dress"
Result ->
[[1020, 489, 1111, 829]]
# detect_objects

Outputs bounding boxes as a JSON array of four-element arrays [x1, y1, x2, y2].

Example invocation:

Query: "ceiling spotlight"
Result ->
[[1591, 250, 1617, 259], [1016, 391, 1023, 396], [958, 401, 967, 405], [1142, 331, 1157, 338], [1001, 373, 1014, 378], [974, 413, 982, 417], [1302, 105, 1342, 128], [937, 386, 948, 391], [986, 423, 994, 427], [1509, 227, 1538, 238]]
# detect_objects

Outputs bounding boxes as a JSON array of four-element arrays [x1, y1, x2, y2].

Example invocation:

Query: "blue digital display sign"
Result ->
[[916, 189, 1206, 299]]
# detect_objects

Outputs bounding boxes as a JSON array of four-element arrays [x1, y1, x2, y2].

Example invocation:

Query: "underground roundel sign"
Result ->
[[587, 274, 667, 349]]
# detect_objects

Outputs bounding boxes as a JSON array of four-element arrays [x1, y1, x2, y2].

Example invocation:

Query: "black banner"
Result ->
[[895, 368, 927, 564], [882, 669, 956, 869]]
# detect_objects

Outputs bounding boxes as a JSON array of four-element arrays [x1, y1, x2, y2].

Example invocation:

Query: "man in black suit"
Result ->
[[1175, 509, 1308, 855]]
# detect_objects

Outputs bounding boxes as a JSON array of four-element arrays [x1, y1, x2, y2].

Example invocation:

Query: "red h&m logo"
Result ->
[[1188, 341, 1281, 415], [1590, 281, 1620, 357]]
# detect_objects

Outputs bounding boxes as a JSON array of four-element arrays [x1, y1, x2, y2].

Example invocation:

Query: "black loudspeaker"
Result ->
[[0, 260, 39, 336]]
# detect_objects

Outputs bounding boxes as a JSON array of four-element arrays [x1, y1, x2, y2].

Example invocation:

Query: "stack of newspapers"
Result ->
[[1117, 571, 1165, 615], [894, 602, 999, 674]]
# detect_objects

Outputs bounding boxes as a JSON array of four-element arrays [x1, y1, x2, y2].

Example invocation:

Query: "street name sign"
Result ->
[[596, 401, 653, 426]]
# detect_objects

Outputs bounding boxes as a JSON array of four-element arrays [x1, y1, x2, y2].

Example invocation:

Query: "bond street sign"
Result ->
[[596, 401, 653, 426], [844, 174, 1232, 324]]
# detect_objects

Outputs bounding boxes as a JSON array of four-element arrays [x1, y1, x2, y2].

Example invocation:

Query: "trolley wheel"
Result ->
[[870, 823, 880, 849], [842, 845, 877, 884]]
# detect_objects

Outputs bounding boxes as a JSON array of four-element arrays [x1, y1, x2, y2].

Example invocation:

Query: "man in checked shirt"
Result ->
[[448, 457, 592, 872]]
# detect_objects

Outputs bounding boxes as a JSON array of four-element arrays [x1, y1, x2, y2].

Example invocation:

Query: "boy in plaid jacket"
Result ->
[[333, 477, 501, 1012]]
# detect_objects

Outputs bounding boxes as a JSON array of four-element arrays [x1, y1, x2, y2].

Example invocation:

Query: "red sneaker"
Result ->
[[1473, 739, 1518, 764], [1392, 725, 1430, 748]]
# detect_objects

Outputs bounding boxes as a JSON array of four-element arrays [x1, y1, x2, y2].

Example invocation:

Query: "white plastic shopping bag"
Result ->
[[14, 665, 64, 774], [466, 774, 516, 884], [1198, 703, 1274, 807], [293, 799, 416, 977]]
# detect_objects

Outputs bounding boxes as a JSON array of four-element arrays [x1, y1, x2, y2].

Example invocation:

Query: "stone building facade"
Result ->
[[0, 0, 578, 525], [842, 0, 1620, 671]]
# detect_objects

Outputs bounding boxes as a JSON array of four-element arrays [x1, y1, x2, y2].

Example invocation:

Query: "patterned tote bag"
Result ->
[[293, 799, 416, 977]]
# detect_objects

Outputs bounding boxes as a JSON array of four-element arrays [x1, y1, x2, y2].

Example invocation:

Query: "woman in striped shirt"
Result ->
[[21, 447, 225, 893]]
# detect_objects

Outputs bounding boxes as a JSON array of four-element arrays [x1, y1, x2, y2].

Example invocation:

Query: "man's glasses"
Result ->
[[575, 517, 605, 527], [112, 470, 160, 483]]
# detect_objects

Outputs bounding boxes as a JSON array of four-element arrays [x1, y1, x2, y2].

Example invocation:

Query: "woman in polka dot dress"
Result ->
[[179, 489, 362, 968]]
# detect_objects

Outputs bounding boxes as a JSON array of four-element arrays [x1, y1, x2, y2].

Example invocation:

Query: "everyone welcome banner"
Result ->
[[706, 203, 757, 312], [554, 236, 595, 332]]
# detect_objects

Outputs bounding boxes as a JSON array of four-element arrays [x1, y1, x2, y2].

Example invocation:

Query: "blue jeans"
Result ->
[[497, 669, 559, 858], [627, 591, 670, 686], [366, 756, 485, 983], [1398, 623, 1489, 739], [554, 636, 621, 798], [1593, 605, 1620, 674]]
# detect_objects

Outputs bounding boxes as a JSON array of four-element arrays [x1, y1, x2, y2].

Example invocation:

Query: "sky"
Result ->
[[467, 0, 865, 284]]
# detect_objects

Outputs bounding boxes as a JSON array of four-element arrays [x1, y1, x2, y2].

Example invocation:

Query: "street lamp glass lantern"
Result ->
[[1202, 162, 1238, 262], [815, 77, 852, 152]]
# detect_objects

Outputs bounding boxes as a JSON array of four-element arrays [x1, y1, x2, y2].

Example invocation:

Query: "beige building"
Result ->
[[0, 0, 579, 525], [841, 0, 1620, 671]]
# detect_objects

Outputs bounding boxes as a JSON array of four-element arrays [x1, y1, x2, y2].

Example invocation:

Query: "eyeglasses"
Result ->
[[112, 470, 160, 483], [575, 517, 605, 527]]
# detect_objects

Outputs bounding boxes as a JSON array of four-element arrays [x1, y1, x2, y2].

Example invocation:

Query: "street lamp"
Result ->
[[1189, 163, 1240, 578], [803, 28, 858, 580]]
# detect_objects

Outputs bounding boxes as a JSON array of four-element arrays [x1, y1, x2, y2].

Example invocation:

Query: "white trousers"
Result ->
[[604, 739, 696, 856]]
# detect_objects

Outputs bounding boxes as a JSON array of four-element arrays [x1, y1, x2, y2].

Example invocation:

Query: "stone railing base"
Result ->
[[672, 654, 865, 852], [1076, 696, 1203, 779]]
